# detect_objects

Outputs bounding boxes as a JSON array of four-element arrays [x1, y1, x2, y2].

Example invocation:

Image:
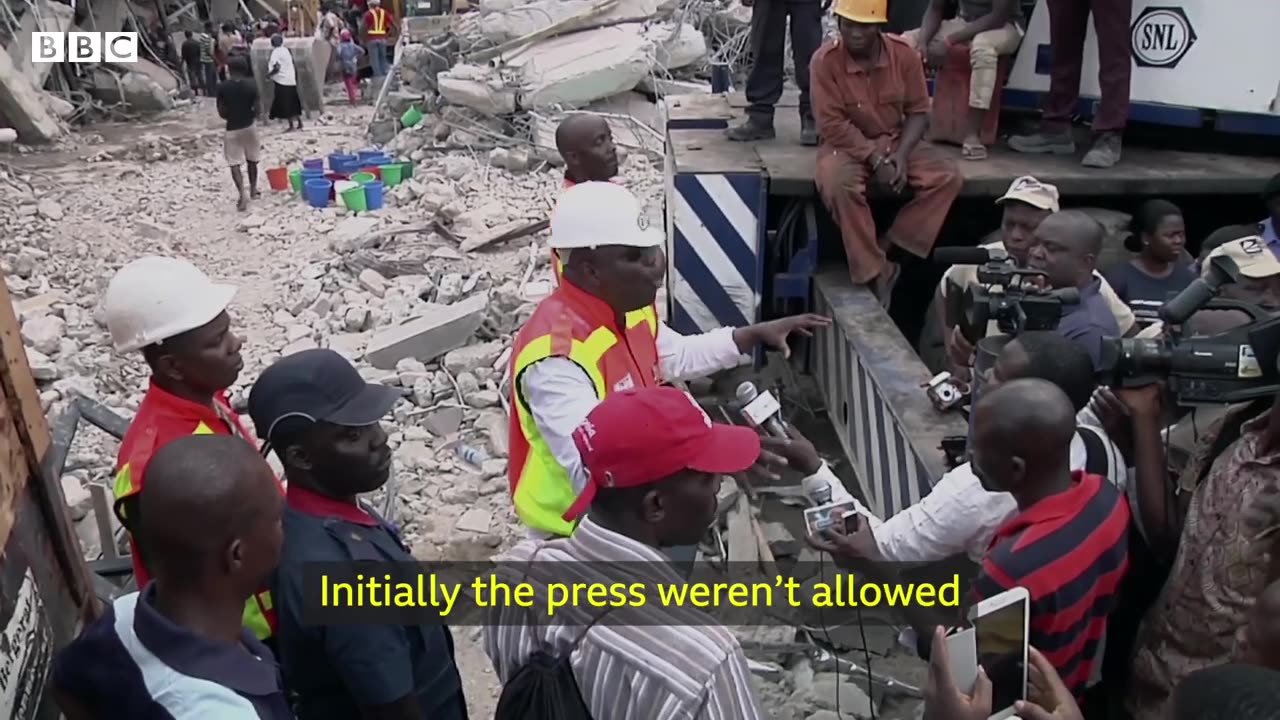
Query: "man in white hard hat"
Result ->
[[103, 256, 278, 645], [508, 181, 832, 539]]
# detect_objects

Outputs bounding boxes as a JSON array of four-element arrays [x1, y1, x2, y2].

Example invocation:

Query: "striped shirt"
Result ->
[[972, 471, 1130, 698], [52, 586, 292, 719], [484, 517, 765, 720]]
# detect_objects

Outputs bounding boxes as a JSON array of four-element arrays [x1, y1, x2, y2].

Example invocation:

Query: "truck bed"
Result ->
[[667, 92, 1280, 198]]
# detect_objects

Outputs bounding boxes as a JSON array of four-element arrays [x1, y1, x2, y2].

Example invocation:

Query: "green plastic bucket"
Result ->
[[380, 163, 406, 187], [289, 169, 303, 194], [340, 185, 368, 213], [400, 106, 423, 128], [402, 162, 414, 179], [351, 171, 377, 185]]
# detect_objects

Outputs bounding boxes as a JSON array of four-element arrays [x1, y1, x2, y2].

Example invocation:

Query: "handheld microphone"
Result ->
[[932, 247, 1003, 266], [735, 381, 787, 438]]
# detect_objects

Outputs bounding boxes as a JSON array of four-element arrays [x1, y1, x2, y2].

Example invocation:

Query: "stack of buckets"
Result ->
[[269, 149, 413, 213]]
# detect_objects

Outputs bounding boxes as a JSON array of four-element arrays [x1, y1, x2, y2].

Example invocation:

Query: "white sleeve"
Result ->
[[655, 322, 747, 382], [871, 464, 1018, 564], [518, 357, 603, 495]]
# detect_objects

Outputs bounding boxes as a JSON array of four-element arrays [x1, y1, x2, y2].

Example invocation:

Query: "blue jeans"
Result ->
[[202, 62, 218, 96], [368, 39, 389, 77]]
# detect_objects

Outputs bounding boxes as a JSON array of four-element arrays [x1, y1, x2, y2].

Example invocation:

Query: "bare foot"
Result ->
[[250, 189, 261, 199], [236, 195, 249, 211]]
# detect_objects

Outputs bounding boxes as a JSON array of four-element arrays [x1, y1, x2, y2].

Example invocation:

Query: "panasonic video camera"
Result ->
[[935, 246, 1081, 344], [1098, 253, 1280, 404]]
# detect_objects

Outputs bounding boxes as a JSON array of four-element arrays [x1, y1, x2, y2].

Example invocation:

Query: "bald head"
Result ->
[[1028, 210, 1105, 288], [555, 114, 618, 183], [139, 434, 281, 591], [970, 378, 1076, 495]]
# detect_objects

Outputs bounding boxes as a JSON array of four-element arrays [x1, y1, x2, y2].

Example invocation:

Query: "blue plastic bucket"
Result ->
[[356, 149, 382, 162], [364, 180, 385, 210], [300, 168, 326, 182], [302, 157, 324, 170], [328, 153, 357, 171], [304, 178, 332, 208]]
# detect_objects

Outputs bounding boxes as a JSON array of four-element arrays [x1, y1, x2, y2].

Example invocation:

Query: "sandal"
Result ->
[[961, 142, 988, 161]]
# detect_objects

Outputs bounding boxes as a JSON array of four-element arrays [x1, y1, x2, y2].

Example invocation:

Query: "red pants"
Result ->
[[815, 143, 962, 284], [1043, 0, 1133, 133], [342, 74, 359, 105]]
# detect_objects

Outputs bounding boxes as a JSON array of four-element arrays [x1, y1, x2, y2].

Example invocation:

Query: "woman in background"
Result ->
[[267, 34, 303, 131], [1104, 199, 1196, 328]]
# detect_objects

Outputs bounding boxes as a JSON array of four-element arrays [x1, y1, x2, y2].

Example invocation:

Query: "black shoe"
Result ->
[[726, 119, 775, 142], [800, 115, 818, 146]]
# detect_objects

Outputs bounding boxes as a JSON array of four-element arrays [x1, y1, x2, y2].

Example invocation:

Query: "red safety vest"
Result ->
[[508, 280, 660, 535], [367, 8, 389, 36]]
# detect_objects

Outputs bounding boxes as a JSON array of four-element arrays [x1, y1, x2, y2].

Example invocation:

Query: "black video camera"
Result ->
[[1099, 254, 1280, 404], [935, 246, 1081, 343]]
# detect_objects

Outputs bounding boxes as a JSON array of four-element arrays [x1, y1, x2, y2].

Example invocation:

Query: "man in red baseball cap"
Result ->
[[485, 386, 767, 717]]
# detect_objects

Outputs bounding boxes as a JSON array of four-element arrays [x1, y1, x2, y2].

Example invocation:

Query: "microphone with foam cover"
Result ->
[[932, 247, 995, 266]]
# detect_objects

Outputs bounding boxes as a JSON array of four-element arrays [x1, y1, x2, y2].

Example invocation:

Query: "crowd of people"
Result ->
[[38, 0, 1280, 713], [734, 0, 1142, 300]]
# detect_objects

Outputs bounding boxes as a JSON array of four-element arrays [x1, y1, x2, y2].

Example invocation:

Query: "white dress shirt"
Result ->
[[848, 417, 1126, 564], [519, 323, 745, 498]]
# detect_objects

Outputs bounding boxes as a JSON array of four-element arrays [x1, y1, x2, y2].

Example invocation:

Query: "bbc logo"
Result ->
[[32, 32, 138, 63]]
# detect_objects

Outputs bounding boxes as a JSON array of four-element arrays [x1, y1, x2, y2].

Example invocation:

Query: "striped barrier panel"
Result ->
[[812, 270, 967, 520], [665, 168, 766, 335]]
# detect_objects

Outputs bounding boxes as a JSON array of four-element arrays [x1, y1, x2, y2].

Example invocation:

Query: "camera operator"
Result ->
[[941, 178, 1136, 378], [1110, 379, 1280, 720], [1025, 210, 1121, 369]]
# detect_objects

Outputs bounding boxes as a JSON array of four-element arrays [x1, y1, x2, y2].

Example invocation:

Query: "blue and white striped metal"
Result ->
[[665, 172, 766, 335]]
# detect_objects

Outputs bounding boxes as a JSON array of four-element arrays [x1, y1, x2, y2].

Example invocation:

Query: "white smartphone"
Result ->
[[972, 586, 1030, 720], [945, 627, 978, 695]]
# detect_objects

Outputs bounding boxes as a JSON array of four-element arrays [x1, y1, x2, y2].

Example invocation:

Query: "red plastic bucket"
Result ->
[[358, 166, 383, 181], [266, 167, 290, 191]]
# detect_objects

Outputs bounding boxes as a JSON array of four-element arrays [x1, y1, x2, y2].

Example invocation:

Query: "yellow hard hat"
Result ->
[[833, 0, 888, 23]]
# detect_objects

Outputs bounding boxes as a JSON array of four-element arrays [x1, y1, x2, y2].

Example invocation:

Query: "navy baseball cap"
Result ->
[[248, 348, 401, 443]]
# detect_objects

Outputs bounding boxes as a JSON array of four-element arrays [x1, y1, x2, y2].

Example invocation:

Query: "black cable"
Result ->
[[816, 551, 877, 719]]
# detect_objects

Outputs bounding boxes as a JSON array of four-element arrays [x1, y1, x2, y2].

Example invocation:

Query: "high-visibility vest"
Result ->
[[368, 8, 389, 36], [113, 420, 278, 641], [508, 280, 660, 536]]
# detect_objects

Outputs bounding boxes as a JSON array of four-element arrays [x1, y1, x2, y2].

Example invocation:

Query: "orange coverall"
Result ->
[[811, 34, 962, 284]]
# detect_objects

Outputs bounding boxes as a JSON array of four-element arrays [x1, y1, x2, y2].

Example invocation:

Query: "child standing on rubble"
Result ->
[[336, 30, 364, 106]]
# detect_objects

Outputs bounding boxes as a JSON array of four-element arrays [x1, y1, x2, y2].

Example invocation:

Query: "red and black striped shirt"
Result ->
[[972, 471, 1131, 698]]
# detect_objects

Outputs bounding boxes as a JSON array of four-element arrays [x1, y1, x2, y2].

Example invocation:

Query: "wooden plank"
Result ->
[[0, 277, 50, 459], [666, 94, 734, 125], [670, 105, 1280, 198], [668, 128, 764, 175]]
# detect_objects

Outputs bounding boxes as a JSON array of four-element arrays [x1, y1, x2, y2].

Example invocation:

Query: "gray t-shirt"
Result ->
[[958, 0, 1023, 23], [1057, 278, 1122, 369], [1103, 261, 1196, 328]]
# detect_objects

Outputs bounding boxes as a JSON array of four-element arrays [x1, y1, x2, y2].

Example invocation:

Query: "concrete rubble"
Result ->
[[4, 5, 924, 714]]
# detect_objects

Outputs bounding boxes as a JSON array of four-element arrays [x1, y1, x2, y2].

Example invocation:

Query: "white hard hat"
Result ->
[[103, 256, 237, 353], [550, 182, 663, 250]]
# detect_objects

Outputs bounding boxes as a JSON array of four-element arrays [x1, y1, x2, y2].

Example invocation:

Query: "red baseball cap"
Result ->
[[562, 387, 762, 522]]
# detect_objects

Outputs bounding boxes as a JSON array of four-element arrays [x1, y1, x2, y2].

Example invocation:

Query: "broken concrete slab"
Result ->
[[0, 38, 61, 143], [249, 37, 329, 114], [88, 69, 174, 113], [365, 292, 490, 369], [643, 22, 707, 72], [478, 0, 677, 43], [437, 64, 517, 115], [8, 0, 75, 89], [504, 24, 654, 109]]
